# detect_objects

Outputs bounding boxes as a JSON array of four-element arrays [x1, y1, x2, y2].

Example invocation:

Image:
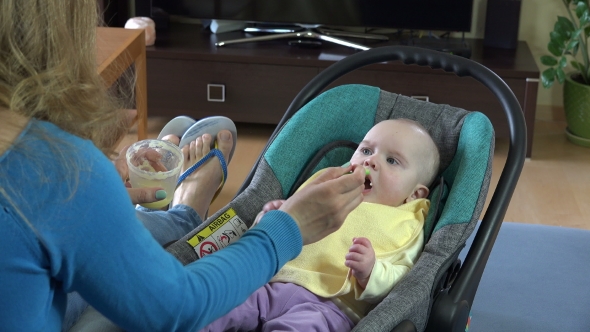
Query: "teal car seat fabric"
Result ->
[[265, 84, 379, 198], [433, 112, 493, 233]]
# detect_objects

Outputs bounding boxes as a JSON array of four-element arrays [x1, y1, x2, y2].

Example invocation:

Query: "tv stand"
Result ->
[[402, 37, 473, 58], [146, 23, 540, 157], [216, 25, 388, 51]]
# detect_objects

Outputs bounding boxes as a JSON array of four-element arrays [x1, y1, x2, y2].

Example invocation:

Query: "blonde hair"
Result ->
[[0, 0, 129, 156], [397, 118, 440, 188], [422, 137, 440, 188]]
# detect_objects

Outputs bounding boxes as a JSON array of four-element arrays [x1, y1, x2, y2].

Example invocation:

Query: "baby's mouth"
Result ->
[[363, 175, 373, 192]]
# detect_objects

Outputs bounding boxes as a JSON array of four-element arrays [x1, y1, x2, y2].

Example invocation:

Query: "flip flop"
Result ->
[[178, 116, 237, 162], [159, 116, 237, 204], [158, 116, 237, 162], [176, 142, 228, 203], [157, 116, 196, 141]]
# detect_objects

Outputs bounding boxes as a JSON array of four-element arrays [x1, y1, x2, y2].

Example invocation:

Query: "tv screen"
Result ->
[[145, 0, 474, 32]]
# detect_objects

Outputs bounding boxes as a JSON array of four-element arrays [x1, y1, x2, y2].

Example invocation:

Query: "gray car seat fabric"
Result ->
[[165, 84, 495, 332]]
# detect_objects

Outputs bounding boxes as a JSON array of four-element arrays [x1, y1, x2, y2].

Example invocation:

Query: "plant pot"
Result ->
[[563, 74, 590, 147], [565, 127, 590, 147]]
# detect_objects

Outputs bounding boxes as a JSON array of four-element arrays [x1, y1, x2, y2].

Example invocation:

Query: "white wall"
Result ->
[[519, 0, 568, 107]]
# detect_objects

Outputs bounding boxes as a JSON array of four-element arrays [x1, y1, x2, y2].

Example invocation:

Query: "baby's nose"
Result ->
[[364, 158, 377, 169]]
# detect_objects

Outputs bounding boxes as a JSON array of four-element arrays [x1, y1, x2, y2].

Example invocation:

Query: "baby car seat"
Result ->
[[166, 46, 526, 332]]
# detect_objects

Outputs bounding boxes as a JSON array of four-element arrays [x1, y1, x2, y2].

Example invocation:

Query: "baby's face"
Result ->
[[350, 119, 432, 207]]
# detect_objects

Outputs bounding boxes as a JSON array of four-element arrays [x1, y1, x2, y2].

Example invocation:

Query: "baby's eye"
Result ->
[[387, 157, 398, 165], [361, 148, 371, 155]]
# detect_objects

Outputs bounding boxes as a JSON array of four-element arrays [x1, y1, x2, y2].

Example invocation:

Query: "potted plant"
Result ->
[[541, 0, 590, 147]]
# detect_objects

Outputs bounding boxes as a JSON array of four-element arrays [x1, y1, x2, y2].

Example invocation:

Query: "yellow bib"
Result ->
[[271, 199, 429, 298]]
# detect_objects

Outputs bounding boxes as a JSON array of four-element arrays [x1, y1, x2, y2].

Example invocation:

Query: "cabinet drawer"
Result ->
[[330, 69, 527, 138], [147, 58, 318, 124]]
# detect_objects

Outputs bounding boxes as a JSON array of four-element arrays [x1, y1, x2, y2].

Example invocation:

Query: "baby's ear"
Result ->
[[405, 185, 430, 203]]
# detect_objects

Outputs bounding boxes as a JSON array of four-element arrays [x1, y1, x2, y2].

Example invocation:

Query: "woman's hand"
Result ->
[[113, 144, 167, 205], [279, 164, 365, 245]]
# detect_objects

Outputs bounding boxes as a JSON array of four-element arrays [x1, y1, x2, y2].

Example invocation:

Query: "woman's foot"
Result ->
[[172, 130, 234, 219], [160, 134, 180, 146]]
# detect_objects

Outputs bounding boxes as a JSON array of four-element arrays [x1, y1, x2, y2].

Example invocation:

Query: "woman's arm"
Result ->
[[50, 145, 303, 331]]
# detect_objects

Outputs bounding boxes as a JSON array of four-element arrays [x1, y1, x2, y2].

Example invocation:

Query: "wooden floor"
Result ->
[[121, 116, 590, 230]]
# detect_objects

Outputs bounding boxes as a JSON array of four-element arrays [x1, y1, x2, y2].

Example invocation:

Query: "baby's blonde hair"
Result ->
[[0, 0, 129, 157], [396, 118, 440, 188]]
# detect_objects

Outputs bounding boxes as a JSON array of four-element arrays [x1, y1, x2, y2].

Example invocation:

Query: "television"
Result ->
[[135, 0, 473, 50], [138, 0, 474, 33]]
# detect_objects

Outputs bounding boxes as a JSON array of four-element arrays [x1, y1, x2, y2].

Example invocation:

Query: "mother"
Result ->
[[0, 1, 365, 331]]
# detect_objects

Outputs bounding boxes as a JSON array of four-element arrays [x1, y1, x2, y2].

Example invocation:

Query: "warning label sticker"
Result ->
[[187, 207, 248, 258]]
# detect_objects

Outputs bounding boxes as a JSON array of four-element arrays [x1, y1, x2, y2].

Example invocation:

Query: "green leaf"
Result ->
[[556, 16, 576, 35], [572, 42, 580, 56], [560, 56, 568, 68], [550, 30, 567, 45], [571, 29, 583, 40], [548, 40, 564, 56], [541, 55, 558, 66], [566, 39, 580, 51], [579, 12, 590, 25], [575, 2, 589, 18], [571, 60, 584, 72], [557, 67, 566, 84], [541, 68, 556, 88]]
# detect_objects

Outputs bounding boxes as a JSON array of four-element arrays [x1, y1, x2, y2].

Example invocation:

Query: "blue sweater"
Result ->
[[0, 120, 302, 331]]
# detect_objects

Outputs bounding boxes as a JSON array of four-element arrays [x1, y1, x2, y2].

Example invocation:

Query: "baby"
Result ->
[[201, 118, 440, 331]]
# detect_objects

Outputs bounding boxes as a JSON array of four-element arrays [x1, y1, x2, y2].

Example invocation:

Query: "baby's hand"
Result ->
[[345, 237, 376, 289], [251, 200, 286, 228]]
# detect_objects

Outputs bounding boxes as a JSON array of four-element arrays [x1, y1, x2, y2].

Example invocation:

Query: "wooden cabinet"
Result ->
[[147, 58, 317, 124], [146, 23, 540, 157]]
